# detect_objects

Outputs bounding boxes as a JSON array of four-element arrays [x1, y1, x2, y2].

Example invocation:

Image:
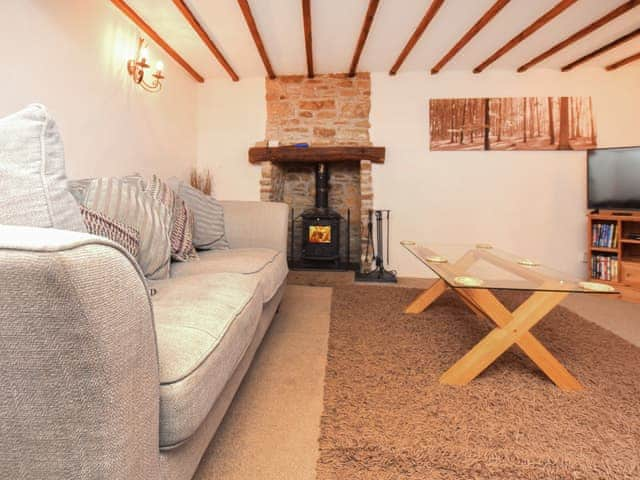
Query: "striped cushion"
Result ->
[[72, 177, 172, 279], [166, 178, 229, 251], [69, 174, 144, 203], [80, 205, 140, 258], [144, 175, 197, 262]]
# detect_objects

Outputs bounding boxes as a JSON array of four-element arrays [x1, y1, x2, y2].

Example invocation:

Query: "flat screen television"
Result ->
[[587, 146, 640, 211]]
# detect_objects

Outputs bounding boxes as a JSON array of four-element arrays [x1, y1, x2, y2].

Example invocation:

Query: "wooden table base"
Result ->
[[405, 280, 583, 391]]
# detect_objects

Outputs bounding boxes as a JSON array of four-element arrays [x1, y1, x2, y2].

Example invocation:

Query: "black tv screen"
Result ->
[[588, 147, 640, 210]]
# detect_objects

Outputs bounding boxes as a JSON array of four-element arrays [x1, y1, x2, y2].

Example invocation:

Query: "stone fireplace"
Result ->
[[257, 73, 376, 269]]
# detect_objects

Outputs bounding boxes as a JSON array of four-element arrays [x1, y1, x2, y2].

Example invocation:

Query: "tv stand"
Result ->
[[587, 211, 640, 302]]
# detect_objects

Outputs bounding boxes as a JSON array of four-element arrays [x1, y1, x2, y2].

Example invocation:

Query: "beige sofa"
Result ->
[[0, 200, 289, 480]]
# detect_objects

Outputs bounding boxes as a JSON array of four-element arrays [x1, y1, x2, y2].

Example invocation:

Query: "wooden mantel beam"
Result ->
[[348, 0, 380, 77], [109, 0, 204, 83], [431, 0, 510, 75], [390, 0, 445, 76], [562, 28, 640, 71], [237, 0, 276, 79], [248, 146, 385, 164], [606, 51, 640, 71], [172, 0, 239, 81], [302, 0, 314, 78], [473, 0, 578, 74], [518, 0, 640, 72]]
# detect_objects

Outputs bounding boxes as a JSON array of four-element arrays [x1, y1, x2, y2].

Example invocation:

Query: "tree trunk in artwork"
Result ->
[[497, 99, 502, 142], [483, 98, 491, 151], [470, 101, 475, 144], [535, 98, 541, 137], [575, 97, 581, 138], [529, 98, 535, 139], [523, 98, 527, 143], [459, 99, 467, 144], [558, 96, 572, 150], [589, 97, 597, 145], [547, 97, 555, 145], [450, 102, 455, 143], [569, 97, 575, 139]]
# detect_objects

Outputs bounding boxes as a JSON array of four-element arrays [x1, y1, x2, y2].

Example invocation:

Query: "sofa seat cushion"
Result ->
[[170, 248, 288, 303], [152, 272, 262, 448]]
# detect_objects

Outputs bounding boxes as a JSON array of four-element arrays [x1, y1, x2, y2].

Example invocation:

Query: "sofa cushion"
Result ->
[[80, 205, 141, 258], [166, 177, 229, 251], [152, 272, 262, 448], [0, 104, 85, 232], [73, 177, 172, 280], [170, 248, 288, 303], [144, 175, 198, 262]]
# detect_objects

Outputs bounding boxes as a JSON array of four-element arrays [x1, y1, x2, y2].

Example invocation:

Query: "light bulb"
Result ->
[[155, 61, 164, 72], [140, 46, 149, 61]]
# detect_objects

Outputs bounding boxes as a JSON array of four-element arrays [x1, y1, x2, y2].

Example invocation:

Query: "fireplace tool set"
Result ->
[[356, 209, 397, 283]]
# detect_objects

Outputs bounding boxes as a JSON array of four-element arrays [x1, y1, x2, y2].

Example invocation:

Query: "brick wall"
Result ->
[[260, 73, 373, 266], [265, 73, 371, 146]]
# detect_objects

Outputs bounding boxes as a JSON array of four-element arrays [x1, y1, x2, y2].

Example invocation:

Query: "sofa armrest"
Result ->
[[220, 201, 289, 253], [0, 226, 160, 480]]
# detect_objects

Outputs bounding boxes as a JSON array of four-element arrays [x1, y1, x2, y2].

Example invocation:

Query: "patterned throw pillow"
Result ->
[[167, 177, 229, 251], [144, 175, 198, 262], [80, 205, 140, 258], [71, 177, 172, 280]]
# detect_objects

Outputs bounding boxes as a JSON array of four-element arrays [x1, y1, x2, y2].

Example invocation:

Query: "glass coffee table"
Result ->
[[401, 242, 618, 391]]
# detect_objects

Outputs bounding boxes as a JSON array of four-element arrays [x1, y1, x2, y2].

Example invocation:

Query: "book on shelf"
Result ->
[[592, 223, 618, 249], [590, 254, 618, 281]]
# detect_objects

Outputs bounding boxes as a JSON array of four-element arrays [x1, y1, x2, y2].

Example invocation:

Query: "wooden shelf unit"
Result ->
[[587, 211, 640, 293]]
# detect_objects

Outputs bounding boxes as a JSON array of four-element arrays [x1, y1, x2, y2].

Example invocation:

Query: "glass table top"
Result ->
[[401, 242, 618, 294]]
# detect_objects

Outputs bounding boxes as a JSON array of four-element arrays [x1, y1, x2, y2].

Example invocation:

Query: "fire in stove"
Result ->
[[309, 225, 331, 243]]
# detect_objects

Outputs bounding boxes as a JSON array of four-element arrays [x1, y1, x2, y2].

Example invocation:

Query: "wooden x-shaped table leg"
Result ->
[[405, 282, 583, 391]]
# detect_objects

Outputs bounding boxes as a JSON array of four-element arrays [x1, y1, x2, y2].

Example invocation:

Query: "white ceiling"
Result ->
[[123, 0, 640, 81]]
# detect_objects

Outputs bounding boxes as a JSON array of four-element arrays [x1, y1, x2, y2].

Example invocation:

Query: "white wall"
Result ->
[[370, 68, 640, 278], [195, 66, 640, 279], [0, 0, 198, 180], [196, 77, 266, 200]]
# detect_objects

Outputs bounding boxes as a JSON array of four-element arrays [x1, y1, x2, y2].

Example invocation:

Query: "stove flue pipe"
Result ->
[[315, 162, 329, 209]]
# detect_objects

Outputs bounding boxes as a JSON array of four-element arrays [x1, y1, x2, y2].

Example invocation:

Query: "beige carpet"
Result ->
[[193, 285, 331, 480], [193, 283, 640, 479], [317, 286, 640, 479]]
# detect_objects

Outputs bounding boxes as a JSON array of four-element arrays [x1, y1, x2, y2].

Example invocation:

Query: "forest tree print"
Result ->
[[429, 97, 596, 151]]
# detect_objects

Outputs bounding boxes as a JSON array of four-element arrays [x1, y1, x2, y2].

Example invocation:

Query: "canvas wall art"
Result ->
[[429, 97, 596, 151]]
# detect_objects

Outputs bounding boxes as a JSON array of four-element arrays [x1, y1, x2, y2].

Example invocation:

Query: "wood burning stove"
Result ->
[[289, 162, 350, 269]]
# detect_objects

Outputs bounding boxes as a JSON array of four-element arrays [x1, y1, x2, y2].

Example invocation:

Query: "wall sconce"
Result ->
[[127, 37, 165, 93]]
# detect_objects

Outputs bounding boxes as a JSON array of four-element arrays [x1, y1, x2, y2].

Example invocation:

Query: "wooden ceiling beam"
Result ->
[[237, 0, 276, 79], [172, 0, 239, 81], [390, 0, 446, 76], [518, 0, 640, 72], [606, 51, 640, 71], [302, 0, 314, 78], [431, 0, 510, 75], [473, 0, 578, 74], [348, 0, 380, 77], [562, 27, 640, 71], [109, 0, 204, 83]]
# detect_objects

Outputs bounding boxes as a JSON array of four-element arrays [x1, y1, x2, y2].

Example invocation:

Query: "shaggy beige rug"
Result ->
[[317, 286, 640, 479]]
